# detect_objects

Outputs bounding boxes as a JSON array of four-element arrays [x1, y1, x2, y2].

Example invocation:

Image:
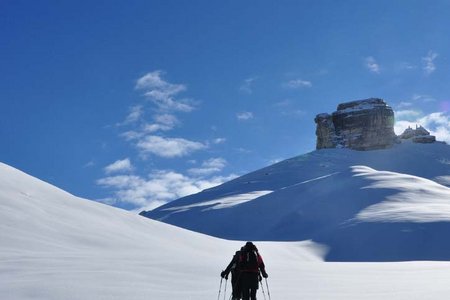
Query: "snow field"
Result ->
[[2, 160, 450, 299]]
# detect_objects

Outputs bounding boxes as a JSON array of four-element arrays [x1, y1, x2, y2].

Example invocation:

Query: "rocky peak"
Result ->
[[315, 98, 397, 150], [336, 98, 388, 111], [399, 125, 436, 143]]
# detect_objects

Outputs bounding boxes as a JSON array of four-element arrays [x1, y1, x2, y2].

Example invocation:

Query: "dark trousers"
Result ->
[[231, 271, 241, 299], [240, 272, 259, 300]]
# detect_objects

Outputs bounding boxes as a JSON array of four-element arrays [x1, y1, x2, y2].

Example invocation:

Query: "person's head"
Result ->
[[245, 241, 257, 251]]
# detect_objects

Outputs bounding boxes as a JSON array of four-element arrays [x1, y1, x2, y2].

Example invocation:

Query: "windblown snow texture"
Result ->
[[142, 142, 450, 261]]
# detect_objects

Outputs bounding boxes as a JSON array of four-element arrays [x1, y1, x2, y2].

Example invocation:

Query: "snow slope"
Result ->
[[0, 162, 322, 299], [143, 142, 450, 261], [3, 162, 450, 299]]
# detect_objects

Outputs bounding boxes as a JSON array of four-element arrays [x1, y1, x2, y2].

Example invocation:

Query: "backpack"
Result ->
[[239, 249, 258, 270]]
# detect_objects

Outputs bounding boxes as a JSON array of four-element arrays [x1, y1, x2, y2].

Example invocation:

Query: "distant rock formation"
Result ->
[[315, 98, 397, 150], [399, 125, 436, 143]]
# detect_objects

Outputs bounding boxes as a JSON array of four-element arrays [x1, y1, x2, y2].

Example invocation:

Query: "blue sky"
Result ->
[[1, 0, 450, 211]]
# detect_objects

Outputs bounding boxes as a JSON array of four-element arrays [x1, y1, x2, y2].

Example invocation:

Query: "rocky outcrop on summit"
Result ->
[[399, 125, 436, 143], [315, 113, 338, 149], [315, 98, 397, 150]]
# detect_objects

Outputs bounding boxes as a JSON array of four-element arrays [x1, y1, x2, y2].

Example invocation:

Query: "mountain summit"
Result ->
[[315, 98, 397, 150], [141, 100, 450, 261], [314, 98, 437, 150]]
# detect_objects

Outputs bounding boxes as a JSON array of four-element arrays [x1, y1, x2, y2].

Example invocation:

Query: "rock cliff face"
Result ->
[[315, 98, 397, 150], [315, 113, 338, 149]]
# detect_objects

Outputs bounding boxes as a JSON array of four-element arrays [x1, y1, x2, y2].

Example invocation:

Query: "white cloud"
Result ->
[[135, 70, 194, 112], [283, 79, 312, 89], [188, 157, 227, 176], [121, 130, 144, 141], [124, 105, 144, 124], [365, 56, 380, 73], [136, 70, 186, 94], [142, 123, 171, 133], [100, 70, 230, 211], [203, 157, 227, 169], [119, 72, 207, 158], [394, 120, 414, 135], [142, 114, 179, 133], [136, 135, 207, 158], [239, 77, 257, 94], [97, 174, 143, 189], [104, 158, 133, 174], [418, 112, 449, 125], [119, 72, 194, 149], [236, 112, 254, 121], [412, 94, 436, 103], [147, 95, 195, 112], [433, 126, 450, 144], [422, 50, 438, 75], [116, 105, 144, 126], [395, 110, 422, 120], [154, 113, 178, 126], [121, 113, 179, 136], [213, 137, 227, 144], [97, 170, 237, 211]]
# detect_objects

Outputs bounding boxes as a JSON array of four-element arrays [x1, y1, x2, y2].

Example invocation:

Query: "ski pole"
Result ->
[[223, 279, 228, 300], [217, 277, 223, 300], [260, 277, 267, 300], [265, 278, 271, 300]]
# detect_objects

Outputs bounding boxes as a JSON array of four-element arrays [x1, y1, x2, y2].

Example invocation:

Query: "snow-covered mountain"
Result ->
[[142, 141, 450, 261], [3, 160, 450, 299]]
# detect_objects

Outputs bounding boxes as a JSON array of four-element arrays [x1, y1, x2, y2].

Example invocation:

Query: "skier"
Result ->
[[238, 242, 268, 300], [221, 248, 243, 299]]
